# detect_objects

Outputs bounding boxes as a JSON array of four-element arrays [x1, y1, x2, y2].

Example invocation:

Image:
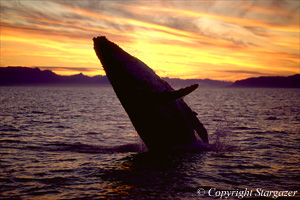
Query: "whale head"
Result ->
[[93, 36, 164, 92]]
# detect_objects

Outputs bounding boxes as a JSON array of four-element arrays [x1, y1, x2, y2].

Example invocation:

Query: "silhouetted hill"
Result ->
[[0, 66, 109, 86], [231, 74, 300, 88], [163, 77, 232, 88], [0, 66, 232, 87]]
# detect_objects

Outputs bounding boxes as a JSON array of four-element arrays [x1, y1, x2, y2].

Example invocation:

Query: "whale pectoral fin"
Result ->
[[173, 84, 199, 99], [193, 117, 209, 143], [158, 84, 199, 103], [135, 84, 198, 104], [189, 111, 209, 143]]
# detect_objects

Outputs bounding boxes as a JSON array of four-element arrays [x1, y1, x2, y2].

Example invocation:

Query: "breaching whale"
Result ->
[[93, 36, 208, 152]]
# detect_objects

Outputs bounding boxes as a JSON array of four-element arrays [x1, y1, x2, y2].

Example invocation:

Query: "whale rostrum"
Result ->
[[93, 36, 208, 152]]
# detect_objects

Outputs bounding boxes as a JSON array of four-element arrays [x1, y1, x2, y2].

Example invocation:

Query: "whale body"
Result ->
[[93, 36, 208, 152]]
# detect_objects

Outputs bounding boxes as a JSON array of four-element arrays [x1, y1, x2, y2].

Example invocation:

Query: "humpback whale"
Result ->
[[93, 36, 208, 152]]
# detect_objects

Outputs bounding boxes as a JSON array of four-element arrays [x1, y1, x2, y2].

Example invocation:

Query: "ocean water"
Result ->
[[0, 86, 299, 200]]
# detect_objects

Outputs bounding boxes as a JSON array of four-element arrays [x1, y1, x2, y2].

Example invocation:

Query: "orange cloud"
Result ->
[[0, 0, 299, 81], [123, 4, 299, 32]]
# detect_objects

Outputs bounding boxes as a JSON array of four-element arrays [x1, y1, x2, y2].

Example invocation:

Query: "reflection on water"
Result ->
[[0, 86, 299, 199]]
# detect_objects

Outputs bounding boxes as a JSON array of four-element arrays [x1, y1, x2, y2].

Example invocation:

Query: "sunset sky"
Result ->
[[0, 0, 299, 81]]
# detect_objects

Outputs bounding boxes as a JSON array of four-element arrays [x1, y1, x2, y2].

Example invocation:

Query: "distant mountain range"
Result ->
[[162, 77, 232, 88], [0, 67, 109, 86], [0, 66, 299, 88], [0, 66, 232, 87], [231, 74, 300, 88]]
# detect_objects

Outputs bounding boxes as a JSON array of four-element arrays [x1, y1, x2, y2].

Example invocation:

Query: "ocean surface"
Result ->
[[0, 86, 299, 199]]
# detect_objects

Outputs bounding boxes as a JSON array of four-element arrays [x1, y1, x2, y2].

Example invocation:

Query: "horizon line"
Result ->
[[2, 65, 299, 82]]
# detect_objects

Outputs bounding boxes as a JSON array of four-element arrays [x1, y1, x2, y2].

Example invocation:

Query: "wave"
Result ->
[[0, 125, 20, 132], [25, 141, 147, 154], [22, 139, 237, 154]]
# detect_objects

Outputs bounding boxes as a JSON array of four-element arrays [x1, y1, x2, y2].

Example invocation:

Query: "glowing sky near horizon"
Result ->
[[0, 0, 299, 81]]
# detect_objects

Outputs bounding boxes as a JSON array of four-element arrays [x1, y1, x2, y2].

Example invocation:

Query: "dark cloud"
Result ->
[[2, 0, 294, 50], [220, 70, 272, 76], [243, 0, 299, 27], [34, 66, 102, 72], [244, 26, 270, 37]]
